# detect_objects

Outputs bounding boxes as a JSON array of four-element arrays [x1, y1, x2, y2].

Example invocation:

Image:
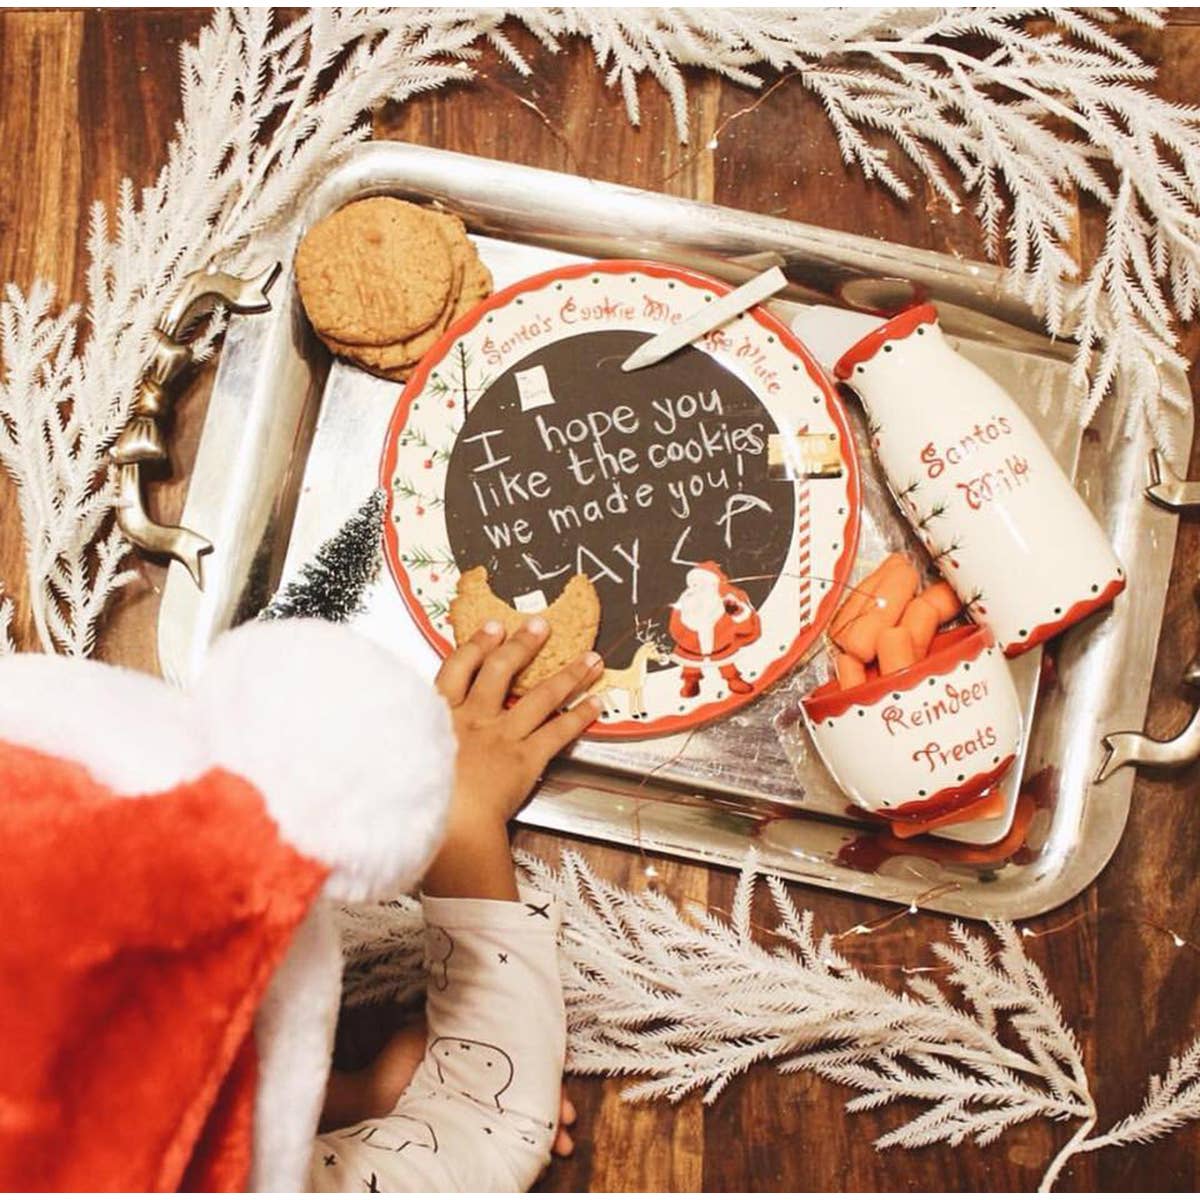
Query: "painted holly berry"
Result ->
[[431, 573, 440, 583], [416, 506, 425, 516], [423, 458, 433, 469]]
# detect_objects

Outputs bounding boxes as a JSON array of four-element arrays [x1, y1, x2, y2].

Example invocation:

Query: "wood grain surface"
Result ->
[[2, 9, 1199, 1192]]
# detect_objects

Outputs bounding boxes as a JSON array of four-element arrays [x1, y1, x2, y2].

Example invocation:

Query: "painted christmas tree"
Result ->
[[259, 490, 385, 623]]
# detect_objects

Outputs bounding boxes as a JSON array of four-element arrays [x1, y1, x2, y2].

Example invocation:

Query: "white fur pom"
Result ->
[[194, 619, 455, 904], [0, 652, 203, 793], [250, 904, 343, 1192]]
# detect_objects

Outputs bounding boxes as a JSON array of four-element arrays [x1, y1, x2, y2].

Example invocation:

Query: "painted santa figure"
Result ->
[[668, 562, 763, 698]]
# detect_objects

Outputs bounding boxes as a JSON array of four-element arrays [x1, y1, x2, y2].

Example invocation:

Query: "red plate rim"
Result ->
[[380, 258, 862, 739]]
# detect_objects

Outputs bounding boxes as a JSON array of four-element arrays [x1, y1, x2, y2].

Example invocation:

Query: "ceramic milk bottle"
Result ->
[[827, 304, 1124, 656]]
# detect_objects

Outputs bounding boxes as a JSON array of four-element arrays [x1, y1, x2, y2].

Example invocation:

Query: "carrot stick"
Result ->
[[867, 557, 920, 626], [836, 611, 886, 661], [833, 556, 920, 659], [830, 560, 891, 636], [899, 595, 939, 657], [877, 625, 916, 675], [835, 652, 867, 690], [922, 580, 961, 623]]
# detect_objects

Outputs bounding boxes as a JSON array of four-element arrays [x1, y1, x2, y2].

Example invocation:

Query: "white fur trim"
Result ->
[[250, 903, 342, 1192], [194, 619, 455, 903], [0, 652, 203, 793]]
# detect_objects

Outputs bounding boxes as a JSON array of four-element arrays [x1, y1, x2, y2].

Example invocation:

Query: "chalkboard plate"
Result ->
[[380, 260, 861, 738]]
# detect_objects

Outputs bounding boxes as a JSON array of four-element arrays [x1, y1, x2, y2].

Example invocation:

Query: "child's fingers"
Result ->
[[434, 621, 506, 704], [467, 617, 550, 712], [525, 694, 603, 765], [504, 651, 603, 738], [552, 1089, 576, 1156]]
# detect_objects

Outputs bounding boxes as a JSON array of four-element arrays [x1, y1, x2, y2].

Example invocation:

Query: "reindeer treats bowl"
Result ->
[[801, 623, 1022, 820]]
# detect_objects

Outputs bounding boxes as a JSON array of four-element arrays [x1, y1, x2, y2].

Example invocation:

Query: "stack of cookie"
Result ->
[[295, 197, 493, 382]]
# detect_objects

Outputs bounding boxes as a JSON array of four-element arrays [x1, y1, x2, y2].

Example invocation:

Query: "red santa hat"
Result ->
[[0, 619, 454, 1191]]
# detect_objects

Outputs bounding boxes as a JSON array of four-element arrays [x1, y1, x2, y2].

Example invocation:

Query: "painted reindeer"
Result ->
[[586, 620, 672, 719]]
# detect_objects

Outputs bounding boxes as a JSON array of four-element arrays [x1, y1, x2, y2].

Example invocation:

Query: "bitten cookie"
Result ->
[[295, 197, 453, 345], [448, 567, 600, 696]]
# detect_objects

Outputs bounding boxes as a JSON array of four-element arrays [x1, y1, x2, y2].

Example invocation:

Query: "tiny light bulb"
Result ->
[[706, 136, 719, 150], [1172, 932, 1185, 948], [908, 903, 918, 915], [644, 864, 659, 879]]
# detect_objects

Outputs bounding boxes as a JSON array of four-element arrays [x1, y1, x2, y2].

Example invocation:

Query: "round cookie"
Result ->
[[320, 252, 464, 372], [447, 567, 600, 696], [295, 197, 453, 346], [320, 212, 472, 372], [323, 226, 495, 383], [373, 250, 494, 382]]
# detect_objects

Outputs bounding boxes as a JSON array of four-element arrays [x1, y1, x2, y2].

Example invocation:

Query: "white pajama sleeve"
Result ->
[[309, 888, 565, 1193]]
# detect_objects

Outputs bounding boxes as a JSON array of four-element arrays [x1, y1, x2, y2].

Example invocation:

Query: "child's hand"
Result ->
[[435, 617, 603, 829], [424, 617, 604, 900]]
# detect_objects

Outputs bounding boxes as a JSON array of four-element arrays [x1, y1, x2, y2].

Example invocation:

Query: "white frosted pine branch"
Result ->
[[0, 589, 13, 655], [338, 850, 1200, 1188], [1, 7, 1194, 652]]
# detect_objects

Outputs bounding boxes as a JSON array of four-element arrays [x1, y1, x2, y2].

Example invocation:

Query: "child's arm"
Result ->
[[423, 615, 602, 902], [311, 619, 601, 1192]]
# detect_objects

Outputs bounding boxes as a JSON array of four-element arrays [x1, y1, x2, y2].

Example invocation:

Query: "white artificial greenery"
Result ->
[[0, 7, 1196, 653], [0, 588, 13, 655], [3, 5, 1199, 1174], [339, 852, 1200, 1190]]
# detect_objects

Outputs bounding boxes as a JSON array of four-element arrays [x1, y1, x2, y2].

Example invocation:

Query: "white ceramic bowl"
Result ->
[[801, 624, 1022, 818]]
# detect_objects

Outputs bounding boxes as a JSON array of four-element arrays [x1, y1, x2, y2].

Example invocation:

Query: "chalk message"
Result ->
[[444, 329, 795, 658]]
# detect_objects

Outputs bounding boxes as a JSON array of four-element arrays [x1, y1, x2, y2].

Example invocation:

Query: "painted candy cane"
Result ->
[[796, 425, 812, 627]]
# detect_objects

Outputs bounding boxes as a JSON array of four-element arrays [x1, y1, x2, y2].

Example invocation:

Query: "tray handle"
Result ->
[[111, 263, 280, 587]]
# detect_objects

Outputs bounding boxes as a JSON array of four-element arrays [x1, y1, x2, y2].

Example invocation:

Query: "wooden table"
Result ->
[[3, 9, 1199, 1191]]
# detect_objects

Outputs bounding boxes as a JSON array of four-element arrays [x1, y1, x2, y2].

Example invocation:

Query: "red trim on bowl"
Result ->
[[1002, 574, 1126, 658], [876, 755, 1017, 819], [833, 302, 939, 380], [802, 623, 993, 723]]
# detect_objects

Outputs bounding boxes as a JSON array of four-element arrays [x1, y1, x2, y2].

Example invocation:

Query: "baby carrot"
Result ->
[[834, 611, 883, 661], [833, 556, 920, 658], [871, 557, 920, 626], [899, 595, 940, 657], [922, 580, 961, 623], [831, 561, 889, 636], [877, 625, 916, 675], [835, 652, 868, 690]]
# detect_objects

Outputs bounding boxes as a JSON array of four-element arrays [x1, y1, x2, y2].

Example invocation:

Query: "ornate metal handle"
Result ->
[[1096, 449, 1200, 781], [1146, 447, 1200, 511], [112, 263, 280, 587]]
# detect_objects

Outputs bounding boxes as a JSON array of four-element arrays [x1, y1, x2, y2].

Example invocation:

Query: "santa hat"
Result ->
[[0, 619, 454, 1191]]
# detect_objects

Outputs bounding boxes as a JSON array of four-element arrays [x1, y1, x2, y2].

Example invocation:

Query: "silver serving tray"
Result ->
[[158, 142, 1186, 918]]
